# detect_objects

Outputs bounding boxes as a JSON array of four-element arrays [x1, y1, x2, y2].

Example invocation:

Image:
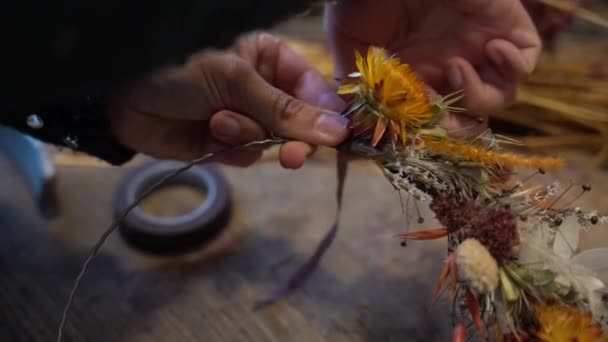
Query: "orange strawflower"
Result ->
[[338, 46, 437, 147], [338, 46, 565, 172], [533, 304, 607, 342]]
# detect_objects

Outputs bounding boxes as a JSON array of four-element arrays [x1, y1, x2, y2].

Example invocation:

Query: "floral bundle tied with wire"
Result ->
[[260, 46, 608, 341], [57, 46, 608, 342]]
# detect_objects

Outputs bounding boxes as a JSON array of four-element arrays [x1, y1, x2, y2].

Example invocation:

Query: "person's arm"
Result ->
[[0, 0, 315, 165]]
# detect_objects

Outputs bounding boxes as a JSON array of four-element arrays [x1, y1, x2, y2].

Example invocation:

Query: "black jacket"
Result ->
[[0, 1, 316, 165]]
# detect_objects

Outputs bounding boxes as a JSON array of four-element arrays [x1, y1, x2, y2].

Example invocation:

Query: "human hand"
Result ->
[[108, 32, 349, 169], [325, 0, 542, 136]]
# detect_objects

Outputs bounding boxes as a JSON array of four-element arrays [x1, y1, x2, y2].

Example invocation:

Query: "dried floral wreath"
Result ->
[[57, 46, 608, 342]]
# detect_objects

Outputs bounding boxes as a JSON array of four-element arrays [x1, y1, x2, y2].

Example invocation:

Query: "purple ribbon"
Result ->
[[253, 152, 349, 311]]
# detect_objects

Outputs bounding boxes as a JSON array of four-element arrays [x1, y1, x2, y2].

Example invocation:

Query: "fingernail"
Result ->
[[318, 92, 345, 112], [447, 64, 463, 90], [315, 113, 349, 139], [215, 116, 240, 138]]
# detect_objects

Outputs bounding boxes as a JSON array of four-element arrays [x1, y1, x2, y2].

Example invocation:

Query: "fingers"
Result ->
[[485, 38, 537, 83], [445, 55, 516, 115], [209, 111, 317, 170], [279, 141, 316, 169], [126, 32, 349, 168], [234, 32, 346, 112], [120, 66, 214, 120], [110, 103, 264, 166], [444, 31, 540, 116], [226, 66, 350, 146], [181, 134, 264, 168], [209, 110, 316, 170], [209, 110, 268, 145], [188, 36, 350, 147], [227, 32, 347, 169]]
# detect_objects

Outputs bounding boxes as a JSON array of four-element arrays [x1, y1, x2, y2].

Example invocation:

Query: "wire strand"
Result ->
[[56, 138, 287, 342]]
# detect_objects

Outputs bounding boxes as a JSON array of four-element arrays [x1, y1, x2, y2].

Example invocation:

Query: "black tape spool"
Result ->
[[113, 160, 232, 255]]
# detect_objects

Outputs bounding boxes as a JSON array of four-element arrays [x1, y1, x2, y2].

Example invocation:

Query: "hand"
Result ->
[[325, 0, 541, 136], [108, 32, 349, 169]]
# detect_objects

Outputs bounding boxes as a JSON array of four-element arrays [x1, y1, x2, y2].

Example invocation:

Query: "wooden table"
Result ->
[[1, 147, 606, 342]]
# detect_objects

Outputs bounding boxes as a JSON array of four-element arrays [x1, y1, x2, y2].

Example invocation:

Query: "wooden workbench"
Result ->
[[1, 146, 607, 342]]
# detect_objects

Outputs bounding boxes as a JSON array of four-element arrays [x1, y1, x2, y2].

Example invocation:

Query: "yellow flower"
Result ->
[[338, 46, 436, 147], [534, 304, 607, 342]]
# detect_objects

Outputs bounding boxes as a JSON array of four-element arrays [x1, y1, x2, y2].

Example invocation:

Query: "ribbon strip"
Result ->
[[253, 152, 349, 310]]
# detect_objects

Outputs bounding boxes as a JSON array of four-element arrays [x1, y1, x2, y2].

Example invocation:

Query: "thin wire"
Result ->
[[55, 138, 287, 342], [397, 190, 408, 229], [413, 199, 424, 224], [547, 179, 574, 210], [559, 185, 591, 209], [405, 194, 411, 229]]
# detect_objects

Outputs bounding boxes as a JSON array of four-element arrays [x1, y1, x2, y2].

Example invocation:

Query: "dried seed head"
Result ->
[[455, 238, 500, 295], [431, 196, 519, 260]]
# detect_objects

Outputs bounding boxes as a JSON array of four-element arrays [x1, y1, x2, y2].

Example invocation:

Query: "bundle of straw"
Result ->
[[499, 0, 608, 166]]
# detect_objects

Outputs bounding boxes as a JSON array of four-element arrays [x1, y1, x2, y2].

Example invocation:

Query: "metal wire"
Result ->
[[55, 138, 287, 342]]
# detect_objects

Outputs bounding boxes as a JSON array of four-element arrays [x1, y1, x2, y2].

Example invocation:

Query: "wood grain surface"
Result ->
[[1, 147, 607, 342]]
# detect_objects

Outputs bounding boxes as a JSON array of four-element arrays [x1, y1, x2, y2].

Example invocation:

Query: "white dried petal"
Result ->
[[455, 238, 500, 295], [571, 248, 608, 286]]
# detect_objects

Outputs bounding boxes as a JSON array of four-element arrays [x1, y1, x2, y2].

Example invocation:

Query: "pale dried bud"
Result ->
[[455, 238, 500, 295]]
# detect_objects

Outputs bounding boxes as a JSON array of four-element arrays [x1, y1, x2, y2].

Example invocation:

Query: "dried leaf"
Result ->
[[500, 269, 520, 302], [399, 228, 449, 240], [530, 269, 558, 287], [433, 257, 452, 303], [465, 289, 485, 337], [372, 116, 388, 147], [452, 321, 466, 342]]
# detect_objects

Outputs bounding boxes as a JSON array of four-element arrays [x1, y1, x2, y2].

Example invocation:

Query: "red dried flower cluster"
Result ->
[[430, 196, 519, 261]]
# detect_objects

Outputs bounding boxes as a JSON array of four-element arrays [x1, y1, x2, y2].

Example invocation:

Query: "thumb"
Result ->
[[225, 62, 350, 146]]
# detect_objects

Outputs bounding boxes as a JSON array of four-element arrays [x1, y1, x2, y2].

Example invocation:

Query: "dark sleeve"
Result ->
[[0, 0, 316, 165]]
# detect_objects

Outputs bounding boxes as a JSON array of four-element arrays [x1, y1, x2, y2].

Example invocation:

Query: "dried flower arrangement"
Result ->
[[331, 46, 608, 341], [56, 46, 608, 342]]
